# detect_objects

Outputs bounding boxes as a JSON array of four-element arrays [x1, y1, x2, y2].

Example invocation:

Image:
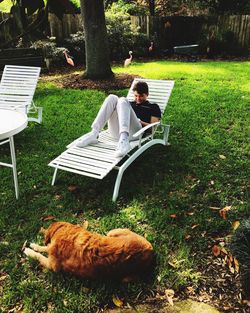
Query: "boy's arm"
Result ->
[[140, 116, 160, 127]]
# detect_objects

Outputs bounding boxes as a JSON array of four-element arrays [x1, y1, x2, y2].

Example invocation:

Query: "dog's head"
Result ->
[[42, 222, 69, 245]]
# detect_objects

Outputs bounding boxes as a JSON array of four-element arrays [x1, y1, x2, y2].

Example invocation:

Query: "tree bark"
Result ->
[[149, 0, 155, 16], [80, 0, 113, 79]]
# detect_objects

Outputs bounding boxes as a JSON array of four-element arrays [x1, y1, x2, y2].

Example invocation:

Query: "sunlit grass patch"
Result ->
[[0, 0, 12, 12]]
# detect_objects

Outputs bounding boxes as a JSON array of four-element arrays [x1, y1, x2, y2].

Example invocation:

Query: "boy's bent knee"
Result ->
[[117, 97, 130, 106], [106, 94, 119, 102]]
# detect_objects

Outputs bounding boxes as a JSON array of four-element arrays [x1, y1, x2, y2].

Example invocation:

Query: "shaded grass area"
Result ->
[[0, 60, 249, 312]]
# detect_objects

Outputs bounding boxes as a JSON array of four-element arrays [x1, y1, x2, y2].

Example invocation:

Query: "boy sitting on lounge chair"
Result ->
[[76, 81, 161, 158]]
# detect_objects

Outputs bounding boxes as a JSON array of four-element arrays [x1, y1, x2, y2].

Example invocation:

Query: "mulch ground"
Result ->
[[62, 73, 140, 92], [183, 243, 249, 312], [42, 66, 140, 92], [41, 67, 250, 313]]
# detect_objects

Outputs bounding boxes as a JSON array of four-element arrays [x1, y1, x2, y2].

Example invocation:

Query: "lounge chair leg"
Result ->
[[163, 125, 170, 145], [52, 168, 58, 186], [37, 107, 43, 124], [27, 107, 43, 124], [112, 168, 124, 202]]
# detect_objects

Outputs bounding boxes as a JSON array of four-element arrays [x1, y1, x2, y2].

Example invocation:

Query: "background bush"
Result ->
[[105, 0, 149, 60]]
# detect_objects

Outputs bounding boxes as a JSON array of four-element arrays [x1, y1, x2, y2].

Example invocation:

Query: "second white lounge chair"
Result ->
[[0, 65, 42, 123], [49, 78, 174, 201]]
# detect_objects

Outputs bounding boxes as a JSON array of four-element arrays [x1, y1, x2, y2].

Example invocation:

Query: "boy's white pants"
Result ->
[[91, 95, 142, 140]]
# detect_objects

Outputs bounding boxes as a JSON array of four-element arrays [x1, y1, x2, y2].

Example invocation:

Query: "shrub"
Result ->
[[31, 39, 66, 66], [63, 31, 85, 64], [105, 0, 149, 60]]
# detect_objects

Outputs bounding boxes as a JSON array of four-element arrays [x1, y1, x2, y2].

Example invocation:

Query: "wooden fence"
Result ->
[[48, 13, 83, 40], [131, 15, 250, 49], [0, 13, 249, 53]]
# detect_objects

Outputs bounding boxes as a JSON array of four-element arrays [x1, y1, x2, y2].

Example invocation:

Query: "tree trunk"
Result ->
[[149, 0, 155, 16], [80, 0, 113, 79]]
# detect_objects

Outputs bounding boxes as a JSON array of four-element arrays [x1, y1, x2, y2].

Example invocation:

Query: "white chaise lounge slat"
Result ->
[[0, 65, 42, 123], [49, 78, 174, 201]]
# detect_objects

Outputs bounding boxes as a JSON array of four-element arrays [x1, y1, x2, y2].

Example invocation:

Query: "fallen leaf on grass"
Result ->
[[168, 261, 177, 268], [170, 214, 177, 219], [0, 273, 8, 282], [41, 215, 55, 221], [186, 286, 195, 294], [219, 206, 231, 219], [223, 304, 231, 311], [234, 258, 240, 273], [209, 206, 221, 211], [201, 231, 207, 237], [165, 289, 175, 306], [191, 224, 199, 229], [212, 245, 221, 257], [54, 194, 62, 200], [112, 295, 123, 307], [68, 185, 78, 193], [242, 300, 250, 306], [232, 220, 240, 230], [186, 212, 194, 216], [220, 246, 228, 255], [185, 234, 192, 240], [219, 154, 226, 159], [228, 263, 235, 274]]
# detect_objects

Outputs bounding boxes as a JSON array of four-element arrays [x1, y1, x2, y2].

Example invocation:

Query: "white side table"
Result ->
[[0, 109, 28, 199]]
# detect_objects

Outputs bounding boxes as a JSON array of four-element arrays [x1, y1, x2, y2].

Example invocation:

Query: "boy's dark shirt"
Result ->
[[130, 101, 161, 123]]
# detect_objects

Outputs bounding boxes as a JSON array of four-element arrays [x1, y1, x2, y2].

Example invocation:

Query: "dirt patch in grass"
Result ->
[[41, 66, 140, 92], [62, 73, 139, 92]]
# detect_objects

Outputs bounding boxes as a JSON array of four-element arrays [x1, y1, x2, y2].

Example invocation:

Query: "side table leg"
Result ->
[[9, 136, 19, 199]]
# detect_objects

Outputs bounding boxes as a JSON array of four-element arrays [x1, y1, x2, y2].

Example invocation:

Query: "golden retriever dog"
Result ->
[[24, 222, 154, 281]]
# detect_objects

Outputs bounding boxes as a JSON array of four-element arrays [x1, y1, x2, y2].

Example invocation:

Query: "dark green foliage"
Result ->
[[106, 2, 149, 60]]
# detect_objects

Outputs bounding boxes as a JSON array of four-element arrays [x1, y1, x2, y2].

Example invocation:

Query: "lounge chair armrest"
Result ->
[[13, 103, 26, 109], [132, 121, 160, 139]]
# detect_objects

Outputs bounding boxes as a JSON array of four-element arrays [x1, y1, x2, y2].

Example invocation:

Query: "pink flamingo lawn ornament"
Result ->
[[124, 51, 133, 67], [149, 41, 154, 52], [64, 50, 75, 66]]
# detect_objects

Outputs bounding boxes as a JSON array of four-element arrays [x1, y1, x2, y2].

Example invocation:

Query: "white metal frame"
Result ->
[[0, 137, 19, 198], [0, 65, 42, 123], [0, 109, 28, 199], [49, 79, 174, 201]]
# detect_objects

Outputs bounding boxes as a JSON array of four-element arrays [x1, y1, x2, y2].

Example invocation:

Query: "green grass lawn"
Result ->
[[0, 0, 12, 12], [0, 60, 249, 312]]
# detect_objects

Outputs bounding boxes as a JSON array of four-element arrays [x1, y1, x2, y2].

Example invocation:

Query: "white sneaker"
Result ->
[[76, 132, 98, 148], [114, 138, 130, 158]]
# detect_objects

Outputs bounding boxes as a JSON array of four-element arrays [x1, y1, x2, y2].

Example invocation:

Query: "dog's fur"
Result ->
[[24, 222, 154, 281]]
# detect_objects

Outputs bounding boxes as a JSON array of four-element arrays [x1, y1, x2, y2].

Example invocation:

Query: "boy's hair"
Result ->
[[132, 81, 149, 95]]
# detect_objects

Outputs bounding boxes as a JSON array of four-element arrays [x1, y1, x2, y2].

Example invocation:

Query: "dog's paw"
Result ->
[[30, 243, 39, 251], [24, 247, 35, 257]]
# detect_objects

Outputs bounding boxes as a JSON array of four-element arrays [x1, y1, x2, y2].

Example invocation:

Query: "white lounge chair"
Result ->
[[49, 78, 174, 201], [0, 65, 42, 123]]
